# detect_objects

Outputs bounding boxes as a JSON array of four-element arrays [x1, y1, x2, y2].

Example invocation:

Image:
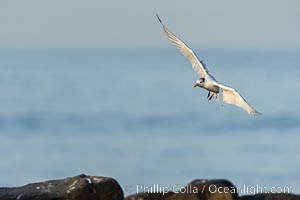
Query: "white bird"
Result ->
[[157, 14, 261, 116]]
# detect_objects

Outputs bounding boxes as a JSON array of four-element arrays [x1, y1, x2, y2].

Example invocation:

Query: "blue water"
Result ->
[[0, 48, 299, 194]]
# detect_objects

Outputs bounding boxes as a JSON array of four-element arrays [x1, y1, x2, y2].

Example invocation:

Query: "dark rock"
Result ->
[[166, 193, 200, 200], [125, 192, 174, 200], [166, 179, 238, 200], [239, 193, 300, 200], [124, 179, 239, 200], [0, 174, 123, 200]]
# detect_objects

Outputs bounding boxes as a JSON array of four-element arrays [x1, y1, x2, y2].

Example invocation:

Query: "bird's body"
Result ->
[[202, 76, 220, 94], [157, 14, 261, 116]]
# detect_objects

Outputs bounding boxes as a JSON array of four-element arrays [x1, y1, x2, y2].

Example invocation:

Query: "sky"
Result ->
[[0, 0, 299, 50]]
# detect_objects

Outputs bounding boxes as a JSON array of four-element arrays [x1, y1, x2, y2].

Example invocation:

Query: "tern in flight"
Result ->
[[157, 14, 261, 115]]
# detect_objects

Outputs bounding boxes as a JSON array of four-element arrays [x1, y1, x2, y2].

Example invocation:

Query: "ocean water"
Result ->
[[0, 48, 299, 195]]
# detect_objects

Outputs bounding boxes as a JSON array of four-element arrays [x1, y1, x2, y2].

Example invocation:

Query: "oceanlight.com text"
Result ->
[[210, 184, 293, 194]]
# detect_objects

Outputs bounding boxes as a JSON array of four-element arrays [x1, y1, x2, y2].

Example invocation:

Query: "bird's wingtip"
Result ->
[[156, 13, 163, 24], [257, 112, 263, 116], [250, 111, 263, 116]]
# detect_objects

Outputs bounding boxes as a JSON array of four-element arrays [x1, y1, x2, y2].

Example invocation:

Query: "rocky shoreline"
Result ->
[[0, 174, 298, 200]]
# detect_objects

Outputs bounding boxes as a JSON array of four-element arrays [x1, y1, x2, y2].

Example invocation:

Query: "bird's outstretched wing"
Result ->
[[213, 82, 262, 116], [156, 14, 209, 78]]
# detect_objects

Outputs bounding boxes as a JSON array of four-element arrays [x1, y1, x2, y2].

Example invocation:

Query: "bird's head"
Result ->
[[193, 78, 205, 88]]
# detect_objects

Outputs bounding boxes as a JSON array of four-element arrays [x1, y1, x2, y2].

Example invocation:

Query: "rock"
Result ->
[[0, 174, 123, 200], [239, 193, 300, 200], [124, 179, 238, 200], [125, 192, 174, 200], [165, 179, 238, 200], [1, 176, 299, 200]]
